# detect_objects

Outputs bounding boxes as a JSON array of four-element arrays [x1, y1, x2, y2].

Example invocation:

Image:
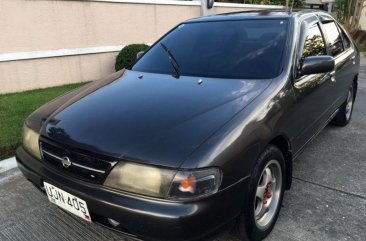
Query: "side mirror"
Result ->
[[136, 51, 145, 59], [299, 56, 335, 76]]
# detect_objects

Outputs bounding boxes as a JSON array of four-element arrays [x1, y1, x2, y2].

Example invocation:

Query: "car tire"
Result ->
[[235, 145, 286, 241], [331, 82, 355, 127]]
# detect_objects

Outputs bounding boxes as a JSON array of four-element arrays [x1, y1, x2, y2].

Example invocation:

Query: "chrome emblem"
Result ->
[[62, 156, 72, 168]]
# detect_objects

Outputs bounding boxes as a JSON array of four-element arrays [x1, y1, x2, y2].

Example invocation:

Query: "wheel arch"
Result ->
[[268, 135, 293, 190]]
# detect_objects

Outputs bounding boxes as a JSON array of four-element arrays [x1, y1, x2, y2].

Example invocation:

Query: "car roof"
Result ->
[[183, 9, 329, 23]]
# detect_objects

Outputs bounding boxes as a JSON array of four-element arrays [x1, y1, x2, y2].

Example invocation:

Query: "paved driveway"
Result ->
[[0, 58, 365, 241]]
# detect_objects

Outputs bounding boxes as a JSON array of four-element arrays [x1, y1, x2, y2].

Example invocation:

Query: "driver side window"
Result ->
[[301, 23, 327, 61]]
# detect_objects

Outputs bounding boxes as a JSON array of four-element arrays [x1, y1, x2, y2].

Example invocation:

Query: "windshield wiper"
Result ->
[[160, 43, 180, 78]]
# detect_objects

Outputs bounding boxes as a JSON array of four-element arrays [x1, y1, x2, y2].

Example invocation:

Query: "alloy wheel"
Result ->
[[345, 85, 354, 121], [254, 159, 282, 230]]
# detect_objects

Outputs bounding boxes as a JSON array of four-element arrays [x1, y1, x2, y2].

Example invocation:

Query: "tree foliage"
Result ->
[[115, 44, 149, 71], [336, 0, 365, 30]]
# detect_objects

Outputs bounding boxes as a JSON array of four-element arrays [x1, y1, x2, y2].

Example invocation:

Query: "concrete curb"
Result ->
[[0, 157, 17, 173]]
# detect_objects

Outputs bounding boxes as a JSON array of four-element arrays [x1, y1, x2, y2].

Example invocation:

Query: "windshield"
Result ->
[[131, 19, 289, 79]]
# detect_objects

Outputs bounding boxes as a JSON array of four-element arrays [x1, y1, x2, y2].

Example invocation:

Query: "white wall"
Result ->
[[360, 4, 366, 30], [0, 0, 283, 94]]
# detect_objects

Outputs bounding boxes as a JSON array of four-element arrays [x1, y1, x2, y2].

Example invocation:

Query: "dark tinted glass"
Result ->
[[301, 24, 326, 60], [131, 20, 289, 79], [338, 25, 351, 49], [322, 21, 344, 56]]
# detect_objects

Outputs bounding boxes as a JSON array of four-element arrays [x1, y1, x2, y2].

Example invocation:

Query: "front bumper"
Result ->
[[16, 147, 248, 241]]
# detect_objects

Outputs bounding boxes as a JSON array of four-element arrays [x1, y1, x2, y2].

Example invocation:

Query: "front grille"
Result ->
[[40, 139, 117, 183]]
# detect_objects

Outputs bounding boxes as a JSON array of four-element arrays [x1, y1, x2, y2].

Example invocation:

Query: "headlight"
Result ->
[[104, 162, 175, 198], [22, 124, 41, 160], [168, 168, 222, 200], [104, 162, 222, 200]]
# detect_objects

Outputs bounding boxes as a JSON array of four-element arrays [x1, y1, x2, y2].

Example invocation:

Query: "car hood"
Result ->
[[42, 70, 270, 168]]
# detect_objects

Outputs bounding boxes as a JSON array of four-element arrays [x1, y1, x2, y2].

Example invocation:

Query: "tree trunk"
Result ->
[[351, 0, 359, 29], [353, 0, 365, 30]]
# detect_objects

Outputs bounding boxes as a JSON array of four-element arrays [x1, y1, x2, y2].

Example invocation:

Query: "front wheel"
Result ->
[[235, 145, 286, 241], [331, 83, 355, 126]]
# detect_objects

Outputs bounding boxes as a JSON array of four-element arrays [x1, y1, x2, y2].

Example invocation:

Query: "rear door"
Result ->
[[291, 15, 336, 153], [318, 15, 356, 109]]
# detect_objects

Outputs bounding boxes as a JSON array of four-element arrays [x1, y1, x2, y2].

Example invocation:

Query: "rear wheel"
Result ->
[[331, 83, 355, 126], [235, 145, 286, 241]]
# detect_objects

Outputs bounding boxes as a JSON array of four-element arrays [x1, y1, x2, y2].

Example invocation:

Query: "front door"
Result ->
[[291, 16, 336, 154]]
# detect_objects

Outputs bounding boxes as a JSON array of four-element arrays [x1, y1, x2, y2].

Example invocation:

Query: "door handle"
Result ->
[[330, 71, 336, 82], [351, 55, 356, 64]]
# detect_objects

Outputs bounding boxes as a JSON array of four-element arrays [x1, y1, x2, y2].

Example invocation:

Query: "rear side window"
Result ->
[[322, 21, 344, 56], [301, 23, 326, 60], [338, 25, 351, 49], [131, 19, 289, 79]]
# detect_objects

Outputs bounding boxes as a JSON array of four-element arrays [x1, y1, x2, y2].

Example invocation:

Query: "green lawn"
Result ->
[[0, 83, 87, 160]]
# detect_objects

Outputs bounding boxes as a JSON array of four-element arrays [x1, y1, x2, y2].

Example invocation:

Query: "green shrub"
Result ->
[[115, 44, 149, 71]]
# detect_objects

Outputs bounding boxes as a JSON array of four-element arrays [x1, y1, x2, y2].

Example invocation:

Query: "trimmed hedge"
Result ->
[[115, 44, 149, 71]]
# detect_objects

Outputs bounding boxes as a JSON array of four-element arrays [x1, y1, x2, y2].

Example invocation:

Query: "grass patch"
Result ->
[[0, 83, 87, 160]]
